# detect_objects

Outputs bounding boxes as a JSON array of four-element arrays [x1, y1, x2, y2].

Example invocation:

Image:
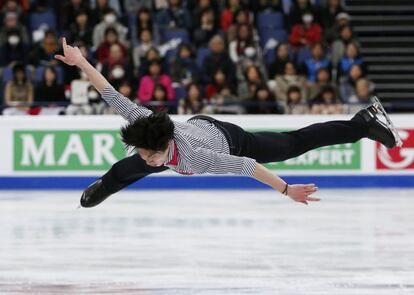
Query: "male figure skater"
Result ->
[[55, 38, 400, 208]]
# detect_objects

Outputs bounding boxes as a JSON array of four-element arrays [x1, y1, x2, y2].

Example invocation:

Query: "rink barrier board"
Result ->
[[1, 115, 414, 189], [0, 175, 413, 190]]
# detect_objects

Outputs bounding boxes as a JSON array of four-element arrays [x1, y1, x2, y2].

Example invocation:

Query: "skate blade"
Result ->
[[371, 96, 403, 147]]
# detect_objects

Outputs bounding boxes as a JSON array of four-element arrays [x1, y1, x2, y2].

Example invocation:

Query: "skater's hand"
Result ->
[[55, 37, 84, 66], [286, 184, 320, 205]]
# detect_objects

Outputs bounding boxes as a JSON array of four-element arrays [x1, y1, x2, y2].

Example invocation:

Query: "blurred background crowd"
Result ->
[[0, 0, 373, 116]]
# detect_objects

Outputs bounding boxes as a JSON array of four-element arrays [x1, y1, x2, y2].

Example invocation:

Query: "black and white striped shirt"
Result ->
[[102, 85, 257, 176]]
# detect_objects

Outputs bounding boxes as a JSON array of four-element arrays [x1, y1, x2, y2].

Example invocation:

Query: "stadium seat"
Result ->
[[173, 86, 187, 100], [259, 28, 288, 48], [127, 12, 138, 46], [196, 47, 211, 68], [256, 12, 285, 30], [35, 66, 64, 84], [30, 11, 57, 31], [2, 66, 33, 84], [161, 29, 190, 43], [296, 46, 312, 65]]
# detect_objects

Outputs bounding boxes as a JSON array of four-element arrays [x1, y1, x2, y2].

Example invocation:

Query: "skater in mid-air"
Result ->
[[55, 38, 401, 208]]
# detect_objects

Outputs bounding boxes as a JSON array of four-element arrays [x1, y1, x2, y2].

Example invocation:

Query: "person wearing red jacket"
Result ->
[[289, 11, 322, 48]]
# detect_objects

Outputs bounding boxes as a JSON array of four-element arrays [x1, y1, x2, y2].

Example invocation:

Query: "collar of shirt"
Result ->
[[164, 140, 176, 165]]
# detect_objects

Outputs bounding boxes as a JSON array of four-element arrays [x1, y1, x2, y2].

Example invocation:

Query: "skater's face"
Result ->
[[138, 145, 170, 167]]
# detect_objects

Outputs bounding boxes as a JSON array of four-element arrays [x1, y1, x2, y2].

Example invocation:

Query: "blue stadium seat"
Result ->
[[173, 86, 187, 100], [196, 47, 211, 68], [259, 28, 288, 48], [30, 11, 57, 31], [161, 29, 190, 43], [127, 13, 138, 47], [296, 47, 312, 65], [256, 12, 285, 30], [35, 66, 64, 84], [2, 66, 33, 84]]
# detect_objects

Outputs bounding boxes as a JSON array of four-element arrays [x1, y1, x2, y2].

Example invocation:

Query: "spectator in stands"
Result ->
[[90, 0, 113, 26], [0, 28, 29, 66], [238, 64, 264, 101], [229, 23, 255, 63], [132, 29, 154, 68], [338, 42, 364, 78], [135, 7, 160, 44], [137, 46, 169, 78], [247, 84, 283, 114], [302, 42, 330, 82], [92, 8, 127, 48], [339, 63, 370, 102], [100, 43, 132, 89], [202, 35, 236, 85], [0, 0, 26, 25], [308, 67, 337, 100], [275, 61, 308, 104], [34, 66, 66, 103], [268, 43, 292, 79], [226, 9, 250, 42], [95, 26, 127, 63], [221, 0, 245, 33], [321, 0, 344, 29], [137, 60, 174, 102], [310, 85, 343, 114], [289, 10, 322, 49], [206, 68, 233, 100], [284, 85, 309, 114], [324, 11, 351, 44], [155, 0, 191, 30], [150, 84, 171, 113], [349, 78, 372, 102], [169, 43, 199, 86], [178, 82, 207, 114], [348, 78, 374, 113], [193, 7, 219, 47], [30, 29, 60, 66], [3, 62, 33, 115], [331, 25, 359, 69], [60, 0, 90, 32], [289, 0, 321, 26], [0, 11, 28, 47], [68, 9, 93, 46], [209, 85, 245, 114], [250, 0, 283, 13]]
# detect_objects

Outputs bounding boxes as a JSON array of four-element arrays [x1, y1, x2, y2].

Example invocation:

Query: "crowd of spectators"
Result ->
[[0, 0, 374, 116]]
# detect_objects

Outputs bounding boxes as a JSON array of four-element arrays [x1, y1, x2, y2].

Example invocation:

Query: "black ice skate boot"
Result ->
[[352, 97, 402, 149], [80, 179, 112, 208]]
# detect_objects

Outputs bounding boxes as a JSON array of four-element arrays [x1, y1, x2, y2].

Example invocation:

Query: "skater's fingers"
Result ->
[[62, 37, 68, 50], [55, 54, 66, 62], [306, 197, 320, 202]]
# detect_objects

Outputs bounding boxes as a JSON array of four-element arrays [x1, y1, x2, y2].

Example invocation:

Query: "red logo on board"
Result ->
[[376, 129, 414, 170]]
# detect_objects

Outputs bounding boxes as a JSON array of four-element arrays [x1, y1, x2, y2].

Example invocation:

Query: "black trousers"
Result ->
[[101, 115, 368, 194]]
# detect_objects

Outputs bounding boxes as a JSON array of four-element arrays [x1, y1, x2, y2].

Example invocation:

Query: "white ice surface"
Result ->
[[0, 189, 414, 294]]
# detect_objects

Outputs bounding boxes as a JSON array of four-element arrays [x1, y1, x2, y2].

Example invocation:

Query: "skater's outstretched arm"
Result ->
[[253, 163, 320, 205], [55, 38, 152, 122]]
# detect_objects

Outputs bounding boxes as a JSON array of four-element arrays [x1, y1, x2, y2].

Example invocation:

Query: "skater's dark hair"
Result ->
[[120, 110, 174, 151]]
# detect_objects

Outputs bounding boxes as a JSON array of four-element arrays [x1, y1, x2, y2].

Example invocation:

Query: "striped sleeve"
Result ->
[[189, 148, 257, 176], [101, 85, 153, 122]]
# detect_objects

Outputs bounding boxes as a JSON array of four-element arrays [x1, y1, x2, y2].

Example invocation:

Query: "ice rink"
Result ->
[[1, 189, 414, 294]]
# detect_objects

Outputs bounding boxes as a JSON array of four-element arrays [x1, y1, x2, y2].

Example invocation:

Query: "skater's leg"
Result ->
[[81, 154, 168, 207], [215, 117, 368, 163], [253, 119, 368, 162], [101, 154, 168, 194]]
